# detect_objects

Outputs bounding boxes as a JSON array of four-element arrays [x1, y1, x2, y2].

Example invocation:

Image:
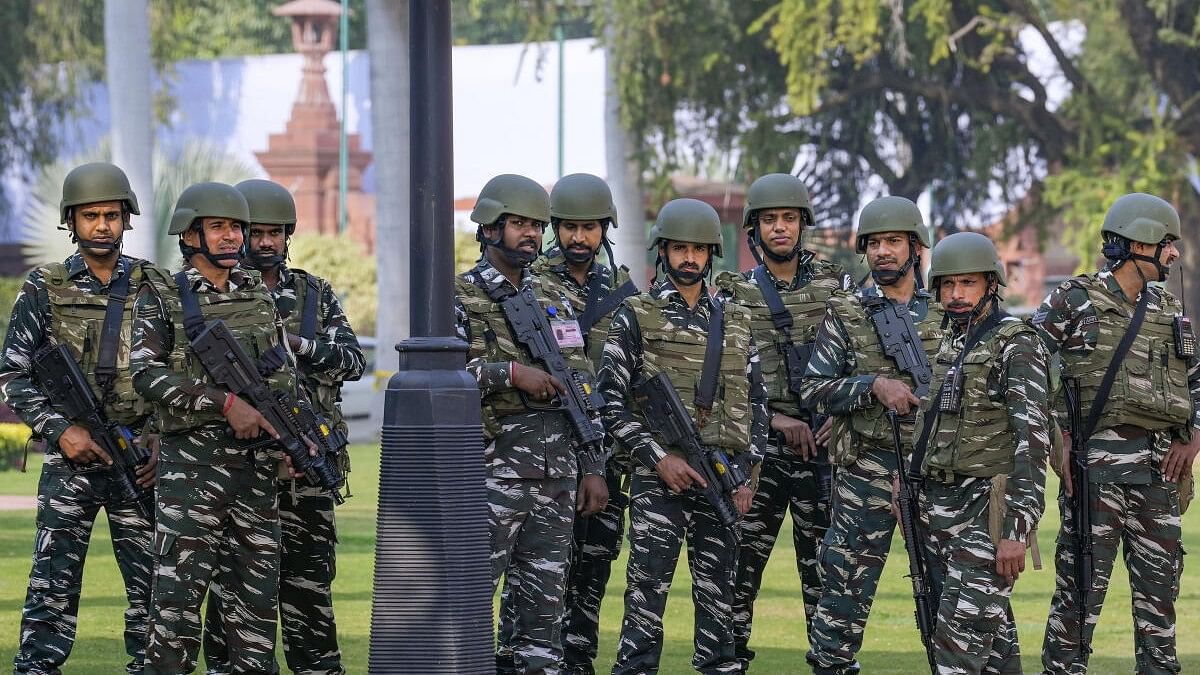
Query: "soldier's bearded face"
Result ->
[[939, 272, 989, 311], [865, 232, 911, 272], [664, 240, 710, 279], [249, 224, 287, 258], [556, 219, 604, 262], [73, 200, 124, 256], [497, 215, 545, 257], [757, 208, 802, 257]]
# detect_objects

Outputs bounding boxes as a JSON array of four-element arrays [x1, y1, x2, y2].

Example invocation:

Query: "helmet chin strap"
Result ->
[[658, 244, 711, 286], [478, 221, 539, 267], [1105, 237, 1166, 283], [179, 223, 246, 267], [246, 238, 288, 272], [941, 278, 998, 329], [747, 223, 803, 266], [870, 236, 922, 288]]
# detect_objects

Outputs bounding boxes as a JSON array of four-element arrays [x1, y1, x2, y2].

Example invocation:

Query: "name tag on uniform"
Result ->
[[552, 319, 585, 348]]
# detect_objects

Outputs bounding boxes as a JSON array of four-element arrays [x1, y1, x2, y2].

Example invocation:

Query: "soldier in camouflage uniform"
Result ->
[[0, 163, 157, 675], [203, 179, 365, 675], [714, 173, 849, 667], [132, 182, 300, 674], [495, 173, 640, 675], [798, 196, 943, 675], [454, 174, 609, 675], [598, 198, 768, 675], [917, 232, 1050, 674], [1035, 193, 1200, 675]]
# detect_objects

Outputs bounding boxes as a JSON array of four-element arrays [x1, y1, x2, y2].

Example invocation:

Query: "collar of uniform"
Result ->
[[543, 246, 611, 287], [756, 252, 816, 291], [179, 264, 249, 292], [276, 263, 294, 288], [859, 284, 930, 307], [472, 257, 530, 294], [653, 278, 714, 312], [63, 251, 130, 286]]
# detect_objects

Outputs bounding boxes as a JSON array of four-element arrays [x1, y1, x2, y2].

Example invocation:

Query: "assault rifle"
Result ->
[[887, 410, 937, 674], [778, 340, 833, 506], [188, 319, 345, 503], [633, 372, 747, 529], [1061, 376, 1092, 658], [863, 294, 934, 399], [501, 285, 607, 470], [32, 342, 153, 520]]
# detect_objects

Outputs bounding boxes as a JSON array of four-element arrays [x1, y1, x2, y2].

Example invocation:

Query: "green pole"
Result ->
[[556, 9, 565, 179], [339, 0, 350, 234]]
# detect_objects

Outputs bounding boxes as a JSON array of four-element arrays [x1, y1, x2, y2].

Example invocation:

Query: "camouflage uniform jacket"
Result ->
[[919, 313, 1051, 543], [131, 264, 295, 466], [1032, 269, 1200, 484], [454, 256, 603, 478], [798, 286, 941, 463], [532, 249, 637, 470], [596, 279, 769, 473], [271, 264, 365, 434], [714, 252, 849, 456], [0, 253, 148, 472]]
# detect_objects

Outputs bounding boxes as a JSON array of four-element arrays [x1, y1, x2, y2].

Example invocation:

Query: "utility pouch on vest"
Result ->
[[1173, 315, 1195, 358], [987, 474, 1042, 570], [694, 296, 726, 429]]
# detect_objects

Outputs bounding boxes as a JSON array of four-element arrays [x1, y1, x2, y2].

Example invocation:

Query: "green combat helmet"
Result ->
[[170, 182, 251, 265], [1100, 192, 1179, 280], [742, 173, 813, 263], [471, 174, 550, 266], [59, 163, 141, 250], [550, 173, 618, 225], [236, 179, 298, 233], [856, 195, 931, 286]]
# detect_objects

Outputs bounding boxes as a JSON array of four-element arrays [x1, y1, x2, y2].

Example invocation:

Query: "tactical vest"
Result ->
[[42, 259, 146, 427], [627, 293, 753, 453], [142, 266, 288, 434], [921, 319, 1034, 478], [714, 266, 842, 416], [279, 269, 345, 433], [533, 259, 635, 368], [827, 291, 944, 463], [454, 272, 594, 436], [1063, 275, 1193, 433]]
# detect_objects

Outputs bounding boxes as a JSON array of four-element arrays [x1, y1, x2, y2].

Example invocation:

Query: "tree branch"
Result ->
[[1006, 0, 1095, 97]]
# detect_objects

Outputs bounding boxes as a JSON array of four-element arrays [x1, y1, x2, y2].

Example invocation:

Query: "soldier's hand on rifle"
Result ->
[[872, 376, 920, 416], [814, 416, 834, 447], [224, 394, 280, 440], [59, 424, 112, 465], [733, 484, 753, 515], [512, 362, 566, 402], [655, 455, 706, 494], [282, 437, 320, 479], [1162, 434, 1200, 484], [134, 435, 160, 489], [995, 538, 1026, 582], [1060, 431, 1074, 497], [771, 413, 816, 459], [577, 474, 609, 516]]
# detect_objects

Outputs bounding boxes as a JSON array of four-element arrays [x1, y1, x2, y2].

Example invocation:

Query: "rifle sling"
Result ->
[[94, 259, 132, 394], [298, 275, 320, 340], [580, 277, 639, 334], [910, 310, 1008, 478], [1080, 287, 1151, 442], [695, 295, 725, 414]]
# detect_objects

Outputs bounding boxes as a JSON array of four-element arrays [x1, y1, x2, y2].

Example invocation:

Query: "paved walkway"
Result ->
[[0, 495, 35, 510]]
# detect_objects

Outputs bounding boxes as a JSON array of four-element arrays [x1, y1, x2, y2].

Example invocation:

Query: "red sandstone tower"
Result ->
[[256, 0, 375, 252]]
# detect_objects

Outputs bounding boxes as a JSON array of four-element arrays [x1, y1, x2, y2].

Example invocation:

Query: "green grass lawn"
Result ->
[[1, 445, 1197, 673]]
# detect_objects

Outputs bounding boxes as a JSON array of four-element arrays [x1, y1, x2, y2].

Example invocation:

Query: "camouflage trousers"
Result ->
[[14, 467, 154, 675], [732, 446, 828, 666], [490, 475, 577, 675], [204, 481, 342, 675], [613, 464, 740, 675], [497, 465, 629, 675], [144, 458, 280, 675], [1041, 477, 1184, 675], [925, 477, 1021, 675], [806, 446, 908, 675]]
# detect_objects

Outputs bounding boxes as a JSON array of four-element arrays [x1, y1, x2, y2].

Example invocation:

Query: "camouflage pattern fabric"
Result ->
[[147, 460, 281, 675], [920, 313, 1050, 674], [0, 253, 154, 674], [489, 475, 577, 674], [1032, 270, 1200, 674], [597, 279, 768, 674], [204, 265, 361, 675], [131, 264, 293, 674], [714, 255, 846, 665], [797, 287, 937, 674]]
